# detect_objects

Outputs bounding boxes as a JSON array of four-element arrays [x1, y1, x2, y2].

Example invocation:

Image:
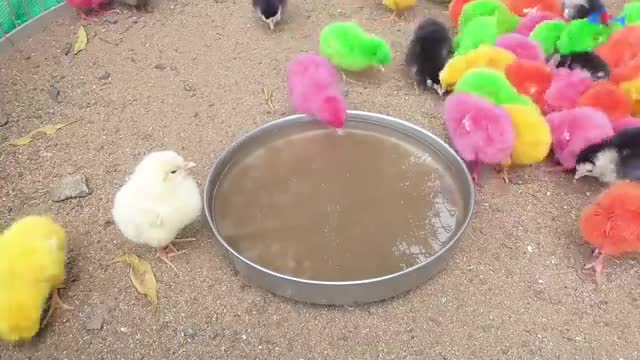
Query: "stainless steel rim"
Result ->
[[204, 110, 475, 287]]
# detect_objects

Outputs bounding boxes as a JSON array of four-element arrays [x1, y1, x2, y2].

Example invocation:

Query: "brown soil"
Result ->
[[1, 0, 638, 358]]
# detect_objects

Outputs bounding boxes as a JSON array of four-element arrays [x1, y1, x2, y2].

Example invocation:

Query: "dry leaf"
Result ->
[[7, 122, 75, 146], [112, 254, 158, 315], [74, 26, 87, 55]]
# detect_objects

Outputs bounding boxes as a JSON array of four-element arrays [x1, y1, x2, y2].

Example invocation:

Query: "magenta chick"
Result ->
[[65, 0, 110, 19], [544, 68, 593, 113], [287, 53, 347, 129], [444, 93, 516, 185], [545, 107, 614, 169]]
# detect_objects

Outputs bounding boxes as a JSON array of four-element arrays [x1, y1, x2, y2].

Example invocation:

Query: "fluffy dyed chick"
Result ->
[[505, 59, 553, 109], [457, 0, 511, 31], [113, 151, 202, 273], [382, 0, 417, 20], [529, 20, 567, 56], [439, 45, 516, 91], [0, 216, 70, 343], [595, 26, 640, 72], [495, 33, 545, 62], [515, 10, 561, 36], [557, 19, 611, 55], [444, 92, 516, 184], [319, 22, 392, 72], [454, 68, 535, 107], [453, 8, 520, 56], [504, 0, 562, 17], [503, 104, 552, 166], [609, 58, 640, 85], [578, 80, 632, 121], [622, 2, 640, 25], [65, 0, 111, 19], [620, 78, 640, 116], [405, 17, 453, 95], [544, 68, 593, 113], [253, 0, 286, 30], [287, 53, 346, 129], [579, 181, 640, 280], [449, 0, 475, 27], [545, 106, 614, 169]]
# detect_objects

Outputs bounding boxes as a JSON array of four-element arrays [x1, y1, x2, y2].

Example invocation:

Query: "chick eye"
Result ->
[[170, 170, 177, 174]]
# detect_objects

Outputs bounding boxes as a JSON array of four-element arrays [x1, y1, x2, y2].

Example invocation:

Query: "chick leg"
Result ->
[[157, 246, 180, 273], [471, 161, 481, 186], [584, 249, 607, 285], [496, 159, 511, 184], [42, 288, 73, 327], [383, 10, 400, 21]]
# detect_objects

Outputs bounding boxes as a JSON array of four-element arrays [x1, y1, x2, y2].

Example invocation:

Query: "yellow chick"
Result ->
[[496, 104, 552, 181], [620, 78, 640, 116], [382, 0, 417, 20], [0, 216, 71, 343], [439, 45, 516, 90]]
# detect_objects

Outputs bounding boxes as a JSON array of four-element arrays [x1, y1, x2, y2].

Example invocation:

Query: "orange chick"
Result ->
[[580, 181, 640, 280], [505, 59, 552, 110], [578, 80, 632, 122], [610, 58, 640, 85]]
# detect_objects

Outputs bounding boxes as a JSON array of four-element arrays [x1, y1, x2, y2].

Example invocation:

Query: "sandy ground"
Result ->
[[1, 0, 638, 358]]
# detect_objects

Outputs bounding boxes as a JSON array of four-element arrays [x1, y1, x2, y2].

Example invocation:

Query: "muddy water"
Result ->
[[214, 128, 463, 281]]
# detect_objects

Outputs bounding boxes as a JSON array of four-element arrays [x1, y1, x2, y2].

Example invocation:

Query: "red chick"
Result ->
[[505, 59, 552, 109], [65, 0, 111, 19], [580, 181, 640, 281], [596, 26, 640, 77], [578, 81, 632, 122], [504, 0, 562, 17], [448, 0, 475, 28]]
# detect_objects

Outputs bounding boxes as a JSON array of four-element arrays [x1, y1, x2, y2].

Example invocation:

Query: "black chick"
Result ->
[[405, 17, 453, 96], [575, 127, 640, 184], [549, 51, 610, 80], [253, 0, 286, 30], [562, 0, 605, 20]]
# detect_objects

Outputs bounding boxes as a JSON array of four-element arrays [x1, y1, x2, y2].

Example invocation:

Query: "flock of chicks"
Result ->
[[2, 0, 640, 346]]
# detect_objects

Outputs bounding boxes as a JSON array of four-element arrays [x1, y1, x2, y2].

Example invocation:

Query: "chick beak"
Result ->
[[185, 162, 196, 171]]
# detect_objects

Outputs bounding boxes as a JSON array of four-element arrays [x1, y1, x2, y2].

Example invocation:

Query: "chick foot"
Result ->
[[340, 72, 361, 84], [157, 246, 186, 273], [383, 11, 400, 21], [42, 288, 73, 327], [496, 160, 511, 184]]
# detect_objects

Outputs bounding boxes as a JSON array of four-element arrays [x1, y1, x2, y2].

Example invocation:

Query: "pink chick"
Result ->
[[544, 68, 593, 114], [545, 107, 614, 169], [65, 0, 110, 19], [287, 53, 347, 129], [514, 10, 561, 37], [444, 93, 516, 185], [495, 33, 545, 62], [613, 116, 640, 134]]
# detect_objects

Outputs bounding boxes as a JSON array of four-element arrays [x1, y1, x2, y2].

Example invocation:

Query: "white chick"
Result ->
[[112, 151, 202, 272]]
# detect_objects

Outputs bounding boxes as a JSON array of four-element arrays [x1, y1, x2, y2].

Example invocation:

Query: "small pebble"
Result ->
[[0, 112, 7, 127], [48, 84, 61, 103], [154, 63, 168, 70], [50, 174, 92, 202], [62, 42, 72, 56], [97, 70, 111, 81], [183, 83, 196, 92]]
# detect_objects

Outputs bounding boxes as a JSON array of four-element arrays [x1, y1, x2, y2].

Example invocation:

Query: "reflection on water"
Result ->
[[214, 128, 463, 281]]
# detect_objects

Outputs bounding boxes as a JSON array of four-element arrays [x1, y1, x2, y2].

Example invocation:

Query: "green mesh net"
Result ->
[[1, 0, 64, 35]]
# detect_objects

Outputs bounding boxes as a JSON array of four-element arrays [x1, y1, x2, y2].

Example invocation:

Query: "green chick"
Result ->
[[454, 68, 535, 107], [454, 6, 520, 56], [319, 22, 392, 72], [621, 2, 640, 25], [457, 0, 512, 31], [556, 19, 612, 55], [529, 20, 566, 57]]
